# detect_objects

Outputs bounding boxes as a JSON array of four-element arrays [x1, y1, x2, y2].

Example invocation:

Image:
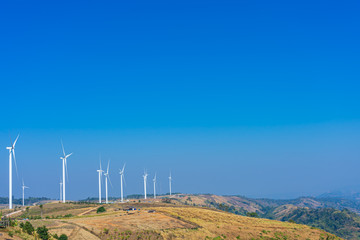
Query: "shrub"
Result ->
[[37, 225, 50, 240], [22, 221, 35, 235], [59, 234, 68, 240], [97, 206, 106, 213], [246, 212, 259, 218]]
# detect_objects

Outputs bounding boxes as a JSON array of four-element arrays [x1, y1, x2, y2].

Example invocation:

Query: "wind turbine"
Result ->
[[21, 179, 29, 206], [104, 160, 112, 204], [119, 164, 126, 203], [169, 172, 172, 196], [60, 141, 72, 203], [153, 173, 157, 199], [59, 178, 63, 202], [97, 160, 104, 203], [143, 170, 148, 200], [6, 134, 19, 209]]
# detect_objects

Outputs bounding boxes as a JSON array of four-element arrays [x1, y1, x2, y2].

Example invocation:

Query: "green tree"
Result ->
[[39, 204, 43, 218], [21, 221, 35, 235], [246, 212, 259, 218], [58, 234, 68, 240], [97, 206, 106, 213], [37, 225, 50, 240]]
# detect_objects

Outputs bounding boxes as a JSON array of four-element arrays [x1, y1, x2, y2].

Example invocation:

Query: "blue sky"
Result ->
[[0, 0, 359, 200]]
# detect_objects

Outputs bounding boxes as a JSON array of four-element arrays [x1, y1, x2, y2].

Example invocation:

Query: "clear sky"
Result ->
[[0, 0, 359, 200]]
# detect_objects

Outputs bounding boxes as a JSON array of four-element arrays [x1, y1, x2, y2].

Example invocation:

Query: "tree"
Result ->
[[37, 225, 50, 240], [40, 204, 43, 218], [246, 212, 259, 218], [97, 206, 106, 213], [21, 221, 35, 235], [58, 234, 68, 240]]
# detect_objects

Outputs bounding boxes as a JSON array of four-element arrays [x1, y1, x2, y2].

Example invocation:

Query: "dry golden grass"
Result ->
[[172, 194, 262, 213], [26, 202, 95, 217], [6, 202, 343, 240], [68, 209, 194, 235], [154, 206, 342, 240]]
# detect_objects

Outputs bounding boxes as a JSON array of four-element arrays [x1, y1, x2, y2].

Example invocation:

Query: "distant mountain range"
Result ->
[[0, 197, 50, 206], [164, 194, 360, 240], [318, 190, 360, 201]]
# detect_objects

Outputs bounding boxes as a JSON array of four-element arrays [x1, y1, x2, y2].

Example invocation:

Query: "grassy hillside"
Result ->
[[1, 202, 341, 240], [163, 194, 360, 239], [279, 208, 360, 240]]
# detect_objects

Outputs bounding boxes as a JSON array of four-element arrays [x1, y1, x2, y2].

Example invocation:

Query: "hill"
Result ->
[[1, 201, 341, 240], [162, 194, 360, 239]]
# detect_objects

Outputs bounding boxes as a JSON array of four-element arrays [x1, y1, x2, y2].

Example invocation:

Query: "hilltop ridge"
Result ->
[[161, 194, 360, 239], [1, 201, 341, 240]]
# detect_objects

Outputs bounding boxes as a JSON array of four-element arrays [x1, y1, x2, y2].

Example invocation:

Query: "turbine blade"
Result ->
[[66, 153, 73, 158], [61, 140, 66, 157], [122, 163, 126, 172], [99, 156, 102, 171], [108, 175, 113, 188], [9, 133, 12, 147], [12, 149, 19, 179], [123, 174, 127, 187], [13, 134, 19, 148], [107, 160, 110, 174], [65, 159, 69, 182]]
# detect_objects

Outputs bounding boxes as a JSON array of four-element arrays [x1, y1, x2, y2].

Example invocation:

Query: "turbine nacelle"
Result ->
[[143, 170, 148, 179], [119, 163, 126, 175]]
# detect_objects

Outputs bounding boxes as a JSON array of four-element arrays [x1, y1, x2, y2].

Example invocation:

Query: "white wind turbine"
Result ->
[[6, 134, 19, 209], [97, 160, 104, 203], [119, 164, 126, 203], [60, 141, 72, 203], [104, 160, 112, 204], [143, 170, 148, 200], [169, 172, 172, 196], [21, 179, 29, 206], [153, 173, 157, 199]]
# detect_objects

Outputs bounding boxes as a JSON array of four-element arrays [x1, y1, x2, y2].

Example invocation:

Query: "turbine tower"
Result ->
[[169, 172, 172, 196], [119, 164, 126, 203], [104, 160, 112, 204], [59, 178, 63, 202], [6, 134, 19, 209], [21, 179, 29, 206], [153, 173, 157, 199], [97, 160, 104, 203], [143, 170, 148, 200], [60, 141, 72, 203]]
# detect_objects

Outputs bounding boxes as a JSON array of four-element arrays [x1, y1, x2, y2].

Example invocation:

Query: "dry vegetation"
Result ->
[[155, 206, 341, 239], [2, 201, 343, 240]]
